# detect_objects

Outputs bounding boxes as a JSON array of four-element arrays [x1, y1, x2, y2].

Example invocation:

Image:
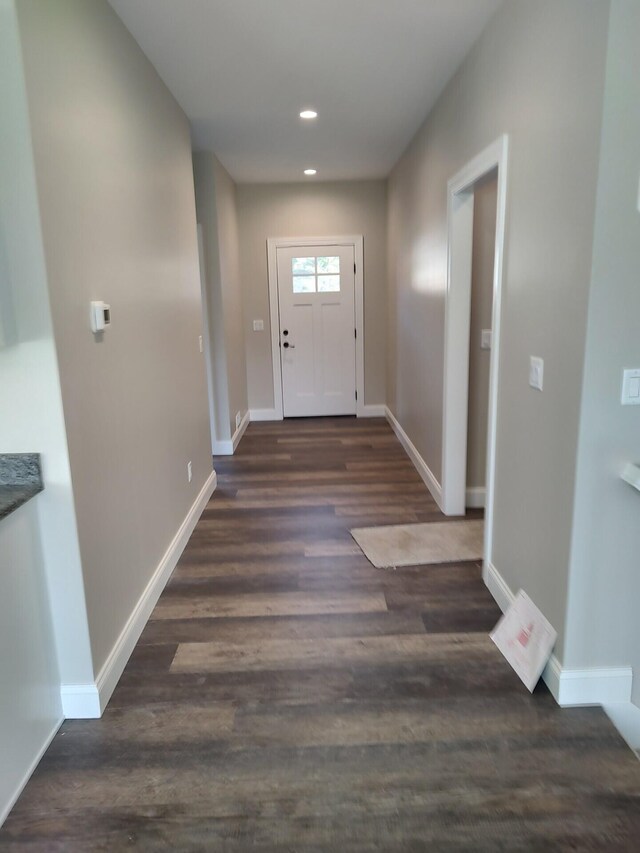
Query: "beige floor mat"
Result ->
[[350, 520, 484, 569]]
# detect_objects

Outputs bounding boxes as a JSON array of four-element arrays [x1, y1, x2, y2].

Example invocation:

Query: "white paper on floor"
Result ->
[[490, 590, 557, 692]]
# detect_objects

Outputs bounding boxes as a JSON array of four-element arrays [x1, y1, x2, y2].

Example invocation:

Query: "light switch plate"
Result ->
[[481, 329, 492, 350], [621, 368, 640, 405], [529, 356, 544, 391], [253, 319, 264, 332]]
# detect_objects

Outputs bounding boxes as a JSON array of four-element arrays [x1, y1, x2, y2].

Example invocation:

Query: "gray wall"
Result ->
[[16, 0, 213, 674], [194, 152, 249, 442], [467, 174, 497, 491], [387, 0, 610, 653], [236, 181, 387, 410], [565, 0, 640, 698]]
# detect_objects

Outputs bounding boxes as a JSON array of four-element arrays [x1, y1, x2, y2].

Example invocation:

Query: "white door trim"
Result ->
[[197, 223, 217, 454], [267, 236, 365, 419], [442, 135, 509, 582]]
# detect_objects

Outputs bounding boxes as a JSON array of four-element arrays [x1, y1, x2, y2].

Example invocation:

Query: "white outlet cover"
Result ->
[[253, 319, 264, 332], [529, 356, 544, 391], [621, 368, 640, 405]]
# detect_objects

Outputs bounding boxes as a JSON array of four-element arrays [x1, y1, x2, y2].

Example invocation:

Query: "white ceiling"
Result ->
[[108, 0, 501, 183]]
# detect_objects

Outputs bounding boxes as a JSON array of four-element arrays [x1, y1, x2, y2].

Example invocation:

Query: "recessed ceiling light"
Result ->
[[304, 169, 317, 176], [300, 110, 318, 119]]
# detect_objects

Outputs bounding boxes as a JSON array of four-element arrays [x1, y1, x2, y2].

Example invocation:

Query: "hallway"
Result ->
[[2, 419, 639, 849]]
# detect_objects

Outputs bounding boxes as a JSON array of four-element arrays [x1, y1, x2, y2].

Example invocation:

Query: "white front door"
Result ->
[[276, 244, 356, 417]]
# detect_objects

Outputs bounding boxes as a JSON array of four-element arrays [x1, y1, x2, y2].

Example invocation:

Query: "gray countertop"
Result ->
[[0, 454, 43, 521]]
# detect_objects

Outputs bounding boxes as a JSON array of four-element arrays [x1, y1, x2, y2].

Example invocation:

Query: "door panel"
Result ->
[[277, 244, 356, 417]]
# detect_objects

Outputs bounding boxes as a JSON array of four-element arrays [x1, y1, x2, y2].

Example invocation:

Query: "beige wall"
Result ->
[[236, 181, 387, 410], [16, 0, 213, 674], [467, 173, 497, 491], [194, 152, 248, 442], [565, 0, 640, 698], [387, 0, 610, 653]]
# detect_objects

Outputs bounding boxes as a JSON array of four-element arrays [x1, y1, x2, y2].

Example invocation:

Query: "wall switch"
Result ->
[[90, 301, 111, 333], [235, 411, 242, 430], [253, 319, 264, 332], [199, 335, 203, 353], [187, 461, 193, 483], [529, 356, 544, 391], [481, 329, 492, 350], [621, 368, 640, 405]]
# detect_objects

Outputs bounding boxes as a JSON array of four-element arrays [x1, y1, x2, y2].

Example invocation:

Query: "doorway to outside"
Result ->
[[441, 135, 509, 581], [267, 236, 365, 419]]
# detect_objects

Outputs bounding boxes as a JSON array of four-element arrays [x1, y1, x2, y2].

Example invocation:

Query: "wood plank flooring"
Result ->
[[2, 417, 639, 850]]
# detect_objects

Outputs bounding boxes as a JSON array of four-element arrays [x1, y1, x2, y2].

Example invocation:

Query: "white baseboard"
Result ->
[[233, 410, 250, 450], [484, 560, 514, 613], [212, 439, 233, 455], [384, 406, 443, 509], [60, 683, 101, 718], [484, 561, 633, 708], [603, 702, 640, 752], [249, 408, 281, 422], [466, 487, 486, 508], [359, 404, 386, 418], [553, 665, 632, 707], [0, 715, 62, 828], [213, 410, 250, 455], [61, 470, 217, 719]]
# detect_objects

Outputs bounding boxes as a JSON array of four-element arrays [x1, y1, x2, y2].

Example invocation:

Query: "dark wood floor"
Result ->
[[2, 418, 639, 850]]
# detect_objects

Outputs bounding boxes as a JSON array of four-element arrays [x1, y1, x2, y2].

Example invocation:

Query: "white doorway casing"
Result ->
[[442, 135, 509, 579], [266, 236, 366, 419]]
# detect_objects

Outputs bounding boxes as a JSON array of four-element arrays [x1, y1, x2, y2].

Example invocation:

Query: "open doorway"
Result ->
[[441, 136, 509, 579], [466, 170, 498, 510]]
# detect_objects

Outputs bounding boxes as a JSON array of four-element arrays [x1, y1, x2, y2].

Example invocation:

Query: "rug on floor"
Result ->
[[350, 519, 484, 569]]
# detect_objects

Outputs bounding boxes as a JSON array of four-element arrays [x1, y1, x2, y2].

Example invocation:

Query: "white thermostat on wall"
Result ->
[[90, 301, 111, 333]]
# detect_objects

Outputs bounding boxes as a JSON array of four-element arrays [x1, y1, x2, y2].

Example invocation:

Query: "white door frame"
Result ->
[[442, 135, 509, 578], [266, 235, 365, 419], [197, 223, 217, 454]]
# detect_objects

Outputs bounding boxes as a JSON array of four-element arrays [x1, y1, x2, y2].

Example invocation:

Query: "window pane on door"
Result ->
[[292, 257, 316, 274], [317, 256, 340, 274], [318, 275, 340, 292], [293, 275, 316, 293]]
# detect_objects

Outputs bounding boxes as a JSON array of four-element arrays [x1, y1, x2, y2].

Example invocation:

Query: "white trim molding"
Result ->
[[212, 439, 233, 455], [443, 135, 509, 591], [484, 561, 632, 708], [547, 662, 632, 708], [233, 410, 250, 450], [61, 470, 217, 719], [249, 408, 279, 422], [385, 406, 443, 510], [361, 404, 386, 418], [603, 702, 640, 751], [484, 560, 514, 613], [213, 410, 249, 455], [266, 235, 366, 419], [465, 487, 486, 508]]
